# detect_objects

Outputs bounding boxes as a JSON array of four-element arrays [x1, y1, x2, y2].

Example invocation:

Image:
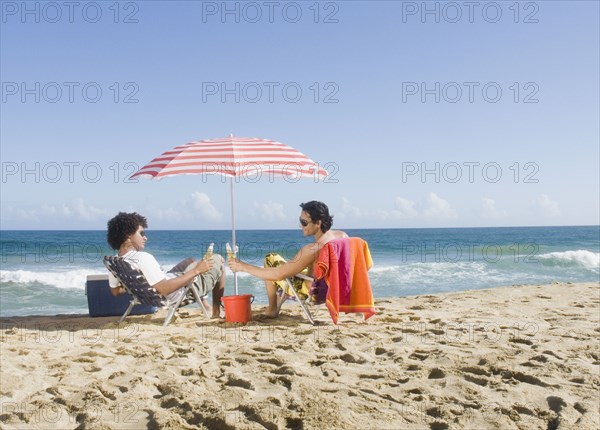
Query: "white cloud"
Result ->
[[340, 194, 456, 223], [481, 197, 505, 219], [253, 200, 287, 222], [340, 197, 415, 221], [532, 194, 560, 217], [151, 207, 187, 223], [341, 197, 363, 218], [72, 199, 110, 221], [190, 192, 222, 222], [15, 208, 40, 221], [423, 192, 457, 220], [395, 197, 418, 218], [10, 200, 110, 223]]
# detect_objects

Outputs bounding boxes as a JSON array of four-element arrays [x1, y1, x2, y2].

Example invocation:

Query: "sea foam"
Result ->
[[538, 250, 600, 272], [0, 269, 94, 290]]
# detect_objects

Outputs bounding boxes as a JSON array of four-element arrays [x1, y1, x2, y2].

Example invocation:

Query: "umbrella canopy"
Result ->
[[131, 135, 328, 294], [131, 135, 328, 179]]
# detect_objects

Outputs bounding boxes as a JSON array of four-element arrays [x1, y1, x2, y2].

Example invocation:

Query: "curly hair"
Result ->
[[299, 201, 333, 233], [106, 212, 148, 250]]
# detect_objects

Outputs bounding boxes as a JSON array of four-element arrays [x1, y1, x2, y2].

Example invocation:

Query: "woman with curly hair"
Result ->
[[106, 212, 225, 318]]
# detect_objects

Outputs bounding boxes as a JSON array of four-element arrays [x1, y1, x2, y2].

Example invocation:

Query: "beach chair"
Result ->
[[103, 256, 210, 326], [277, 272, 317, 325], [276, 237, 376, 325]]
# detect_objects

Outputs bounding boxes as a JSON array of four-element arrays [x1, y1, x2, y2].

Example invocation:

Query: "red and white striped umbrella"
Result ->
[[131, 135, 328, 294], [131, 135, 328, 180]]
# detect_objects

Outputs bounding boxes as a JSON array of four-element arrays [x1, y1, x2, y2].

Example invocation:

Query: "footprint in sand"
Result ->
[[574, 402, 588, 414], [257, 357, 285, 366], [379, 316, 405, 323], [108, 371, 125, 379], [172, 345, 195, 355], [460, 366, 491, 385], [280, 343, 298, 351], [542, 350, 563, 360], [73, 356, 96, 363], [218, 359, 233, 368], [358, 373, 384, 380], [375, 347, 389, 356], [272, 365, 296, 376], [509, 337, 534, 346], [338, 353, 367, 364], [502, 370, 554, 388], [286, 418, 303, 429], [334, 342, 347, 351], [225, 375, 255, 390], [428, 368, 446, 379], [181, 368, 202, 377], [269, 375, 292, 389], [409, 350, 430, 361], [547, 396, 567, 414], [463, 374, 489, 387], [237, 405, 278, 430], [460, 366, 492, 376]]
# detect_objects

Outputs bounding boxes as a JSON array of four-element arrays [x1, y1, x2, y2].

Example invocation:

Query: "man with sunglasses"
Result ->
[[228, 201, 347, 317], [106, 212, 225, 318]]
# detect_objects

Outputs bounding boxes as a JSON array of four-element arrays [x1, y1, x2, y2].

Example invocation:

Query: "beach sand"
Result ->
[[1, 282, 598, 430]]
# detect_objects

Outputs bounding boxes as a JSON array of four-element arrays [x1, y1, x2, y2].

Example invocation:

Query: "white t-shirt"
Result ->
[[108, 250, 183, 302]]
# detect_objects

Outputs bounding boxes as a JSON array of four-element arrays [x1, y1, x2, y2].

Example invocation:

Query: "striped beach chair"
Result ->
[[103, 256, 210, 326]]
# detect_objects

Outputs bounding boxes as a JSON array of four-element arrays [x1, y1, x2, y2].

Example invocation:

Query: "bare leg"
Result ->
[[264, 280, 279, 317], [211, 271, 225, 318]]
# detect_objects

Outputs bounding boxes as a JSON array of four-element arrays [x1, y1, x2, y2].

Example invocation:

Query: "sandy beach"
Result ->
[[1, 282, 598, 430]]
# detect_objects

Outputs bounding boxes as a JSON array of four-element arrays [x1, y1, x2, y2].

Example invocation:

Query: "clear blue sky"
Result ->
[[1, 1, 598, 230]]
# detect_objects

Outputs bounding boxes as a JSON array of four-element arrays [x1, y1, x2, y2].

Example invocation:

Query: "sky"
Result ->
[[1, 0, 599, 230]]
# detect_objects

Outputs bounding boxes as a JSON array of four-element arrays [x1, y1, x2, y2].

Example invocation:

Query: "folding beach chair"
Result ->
[[103, 256, 210, 326], [275, 237, 376, 325], [277, 272, 317, 325]]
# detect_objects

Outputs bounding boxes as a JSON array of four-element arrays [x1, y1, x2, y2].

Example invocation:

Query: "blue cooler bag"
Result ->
[[86, 274, 157, 317]]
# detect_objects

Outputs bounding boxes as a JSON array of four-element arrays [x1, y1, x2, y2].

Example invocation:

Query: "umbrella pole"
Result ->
[[230, 177, 238, 295]]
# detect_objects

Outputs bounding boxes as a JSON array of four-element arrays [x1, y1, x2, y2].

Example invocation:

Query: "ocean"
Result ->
[[1, 226, 598, 317]]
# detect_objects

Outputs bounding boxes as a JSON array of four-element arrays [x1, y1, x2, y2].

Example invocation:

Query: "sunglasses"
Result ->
[[139, 230, 146, 237], [299, 218, 310, 227]]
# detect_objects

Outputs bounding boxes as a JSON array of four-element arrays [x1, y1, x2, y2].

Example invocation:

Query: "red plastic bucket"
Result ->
[[221, 294, 254, 323]]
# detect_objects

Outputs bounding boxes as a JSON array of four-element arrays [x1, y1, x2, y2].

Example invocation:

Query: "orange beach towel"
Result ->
[[314, 237, 376, 324]]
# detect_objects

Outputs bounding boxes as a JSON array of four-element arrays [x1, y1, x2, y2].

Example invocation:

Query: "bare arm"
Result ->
[[152, 258, 213, 297], [229, 244, 317, 281]]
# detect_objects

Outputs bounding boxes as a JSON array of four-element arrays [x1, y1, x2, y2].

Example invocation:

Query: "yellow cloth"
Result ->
[[264, 253, 310, 300]]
